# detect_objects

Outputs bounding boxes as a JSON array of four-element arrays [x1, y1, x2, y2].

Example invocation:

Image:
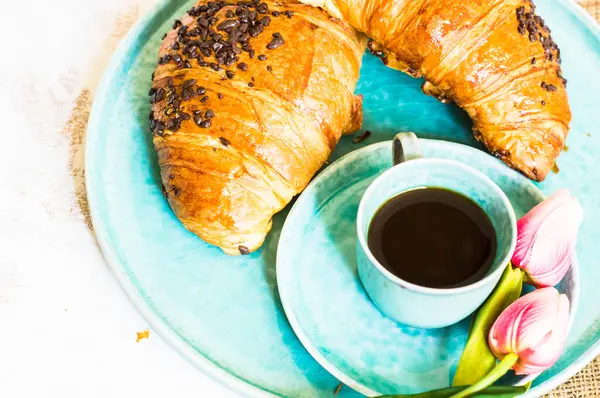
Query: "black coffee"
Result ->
[[367, 187, 497, 288]]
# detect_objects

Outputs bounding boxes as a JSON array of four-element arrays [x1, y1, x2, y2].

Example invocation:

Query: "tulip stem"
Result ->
[[450, 353, 519, 398]]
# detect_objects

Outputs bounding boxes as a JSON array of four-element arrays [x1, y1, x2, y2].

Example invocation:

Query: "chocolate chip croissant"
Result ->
[[301, 0, 571, 181], [149, 0, 365, 254]]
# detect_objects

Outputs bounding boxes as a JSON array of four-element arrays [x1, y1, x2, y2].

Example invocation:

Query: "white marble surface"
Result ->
[[0, 1, 236, 397]]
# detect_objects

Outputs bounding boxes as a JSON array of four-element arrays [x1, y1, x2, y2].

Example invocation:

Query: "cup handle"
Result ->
[[393, 132, 423, 165]]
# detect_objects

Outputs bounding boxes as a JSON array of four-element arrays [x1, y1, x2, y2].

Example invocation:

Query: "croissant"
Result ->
[[302, 0, 571, 181], [149, 0, 365, 254]]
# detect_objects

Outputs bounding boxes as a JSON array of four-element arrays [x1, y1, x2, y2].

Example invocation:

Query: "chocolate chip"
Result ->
[[219, 137, 230, 146], [352, 130, 372, 144], [150, 87, 165, 103], [193, 113, 203, 125], [239, 22, 249, 32], [258, 54, 267, 61], [205, 109, 215, 118], [260, 16, 271, 26], [218, 93, 224, 99], [197, 86, 206, 95], [266, 65, 272, 72], [271, 11, 280, 16], [237, 62, 248, 71], [210, 62, 221, 71], [217, 19, 240, 31], [226, 70, 235, 79], [162, 33, 167, 39], [224, 56, 236, 67], [283, 10, 294, 18], [248, 82, 255, 87], [181, 88, 195, 101], [180, 112, 191, 120], [547, 84, 557, 92], [226, 10, 234, 18], [183, 79, 197, 89], [531, 57, 536, 65], [168, 174, 175, 179], [188, 27, 201, 37], [173, 187, 182, 197], [201, 95, 209, 102], [173, 19, 182, 29], [188, 6, 201, 16], [256, 2, 268, 13], [171, 42, 180, 50], [200, 120, 212, 128], [166, 117, 181, 131], [266, 34, 284, 49], [541, 100, 546, 105], [232, 44, 242, 54], [239, 245, 250, 255], [200, 28, 209, 41]]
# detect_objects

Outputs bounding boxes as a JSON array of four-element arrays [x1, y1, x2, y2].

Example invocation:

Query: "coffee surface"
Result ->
[[367, 188, 497, 288]]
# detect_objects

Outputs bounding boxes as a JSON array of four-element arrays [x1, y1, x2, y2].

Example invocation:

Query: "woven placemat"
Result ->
[[545, 2, 599, 396]]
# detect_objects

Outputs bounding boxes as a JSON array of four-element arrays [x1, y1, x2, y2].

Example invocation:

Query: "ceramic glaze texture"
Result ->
[[86, 0, 600, 395], [356, 158, 517, 328], [277, 141, 579, 396]]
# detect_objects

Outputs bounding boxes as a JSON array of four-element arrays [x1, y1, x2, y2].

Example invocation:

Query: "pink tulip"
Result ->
[[489, 287, 570, 375], [512, 189, 583, 287]]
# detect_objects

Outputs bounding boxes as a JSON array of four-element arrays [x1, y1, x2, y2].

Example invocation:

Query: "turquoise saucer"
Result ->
[[276, 139, 579, 397]]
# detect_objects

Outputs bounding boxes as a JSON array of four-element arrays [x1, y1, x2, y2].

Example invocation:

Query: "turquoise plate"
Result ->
[[276, 140, 579, 397], [86, 0, 600, 396]]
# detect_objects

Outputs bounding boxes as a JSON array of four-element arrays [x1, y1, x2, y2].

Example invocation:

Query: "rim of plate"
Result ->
[[356, 157, 517, 297], [85, 0, 599, 395], [276, 140, 581, 397]]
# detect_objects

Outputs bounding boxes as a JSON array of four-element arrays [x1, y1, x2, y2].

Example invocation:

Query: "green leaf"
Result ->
[[377, 385, 528, 398], [452, 264, 524, 386]]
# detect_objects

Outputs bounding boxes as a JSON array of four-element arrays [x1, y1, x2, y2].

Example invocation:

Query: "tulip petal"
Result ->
[[488, 288, 570, 375], [525, 198, 583, 287], [489, 288, 558, 356], [513, 190, 583, 287], [513, 294, 570, 375], [513, 289, 563, 351], [512, 190, 571, 267]]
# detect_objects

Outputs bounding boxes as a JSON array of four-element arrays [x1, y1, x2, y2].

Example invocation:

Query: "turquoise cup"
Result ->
[[356, 133, 517, 328]]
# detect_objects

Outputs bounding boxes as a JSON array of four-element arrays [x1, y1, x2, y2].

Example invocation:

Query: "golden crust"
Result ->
[[305, 0, 571, 181], [150, 0, 365, 254]]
